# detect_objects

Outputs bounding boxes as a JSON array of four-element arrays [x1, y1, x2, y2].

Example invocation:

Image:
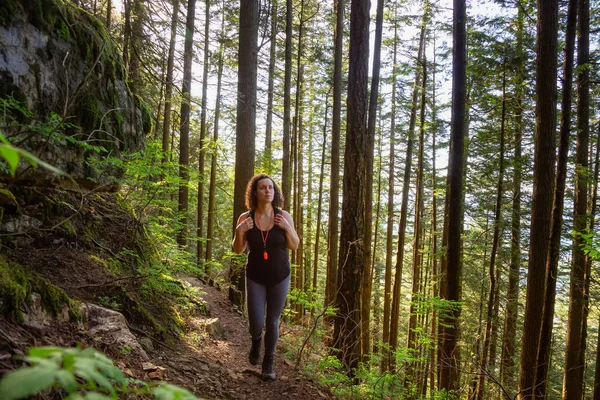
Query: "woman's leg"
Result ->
[[246, 277, 267, 340], [263, 275, 290, 356]]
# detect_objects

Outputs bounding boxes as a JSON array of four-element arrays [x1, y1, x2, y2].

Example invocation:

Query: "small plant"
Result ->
[[119, 345, 132, 355], [0, 346, 202, 400]]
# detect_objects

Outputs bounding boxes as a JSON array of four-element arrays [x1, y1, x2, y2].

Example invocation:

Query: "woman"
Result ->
[[232, 174, 299, 381]]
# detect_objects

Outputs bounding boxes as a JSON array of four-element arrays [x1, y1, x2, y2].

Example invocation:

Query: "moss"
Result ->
[[0, 0, 18, 27], [0, 255, 74, 320], [135, 95, 153, 136], [59, 219, 77, 237]]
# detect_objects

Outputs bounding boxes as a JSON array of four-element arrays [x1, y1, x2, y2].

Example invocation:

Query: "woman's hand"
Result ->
[[236, 216, 254, 234], [232, 212, 252, 253], [277, 211, 299, 251], [274, 213, 290, 232]]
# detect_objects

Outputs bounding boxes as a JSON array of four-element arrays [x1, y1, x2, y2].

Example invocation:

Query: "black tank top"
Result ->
[[245, 208, 290, 286]]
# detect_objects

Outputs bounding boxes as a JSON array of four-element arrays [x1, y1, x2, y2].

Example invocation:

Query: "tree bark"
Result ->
[[361, 0, 384, 359], [281, 0, 292, 210], [162, 0, 179, 158], [230, 0, 258, 305], [533, 0, 577, 396], [499, 4, 523, 390], [206, 3, 225, 263], [563, 0, 589, 396], [438, 0, 466, 392], [177, 0, 197, 248], [381, 5, 398, 371], [324, 0, 343, 322], [197, 0, 211, 268], [333, 0, 369, 374], [389, 21, 425, 370], [475, 68, 506, 400], [517, 1, 558, 398], [264, 0, 278, 159]]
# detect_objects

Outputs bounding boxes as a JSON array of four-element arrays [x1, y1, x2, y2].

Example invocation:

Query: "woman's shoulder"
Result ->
[[237, 210, 251, 221]]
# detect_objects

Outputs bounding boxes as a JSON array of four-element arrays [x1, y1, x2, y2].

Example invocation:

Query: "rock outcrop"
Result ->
[[0, 0, 150, 187]]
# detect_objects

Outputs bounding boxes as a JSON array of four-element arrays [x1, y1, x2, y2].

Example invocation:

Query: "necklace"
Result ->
[[255, 211, 274, 260]]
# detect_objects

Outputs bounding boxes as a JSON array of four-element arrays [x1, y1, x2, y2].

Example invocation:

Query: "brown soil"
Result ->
[[0, 279, 335, 400]]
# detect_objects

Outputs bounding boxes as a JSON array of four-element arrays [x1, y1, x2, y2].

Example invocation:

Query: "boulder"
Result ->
[[83, 303, 148, 360]]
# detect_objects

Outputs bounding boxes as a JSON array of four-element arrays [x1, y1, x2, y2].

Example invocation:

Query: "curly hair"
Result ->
[[245, 174, 284, 210]]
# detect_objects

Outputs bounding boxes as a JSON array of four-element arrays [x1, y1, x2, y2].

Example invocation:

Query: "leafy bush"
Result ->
[[0, 346, 202, 400]]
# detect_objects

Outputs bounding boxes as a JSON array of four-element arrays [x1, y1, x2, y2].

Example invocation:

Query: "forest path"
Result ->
[[153, 277, 334, 400]]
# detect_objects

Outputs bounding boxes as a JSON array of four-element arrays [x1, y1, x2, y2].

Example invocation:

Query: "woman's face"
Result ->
[[256, 178, 274, 204]]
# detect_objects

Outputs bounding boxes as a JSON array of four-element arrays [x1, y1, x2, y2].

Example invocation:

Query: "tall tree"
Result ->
[[517, 0, 558, 398], [264, 0, 278, 159], [206, 1, 225, 263], [197, 0, 211, 267], [177, 0, 198, 248], [390, 17, 426, 370], [361, 0, 384, 358], [499, 4, 524, 389], [563, 0, 589, 396], [534, 0, 577, 395], [333, 0, 369, 374], [324, 0, 343, 318], [282, 0, 292, 210], [381, 3, 398, 370], [230, 0, 258, 304], [475, 67, 506, 400], [162, 0, 179, 158], [438, 0, 466, 392]]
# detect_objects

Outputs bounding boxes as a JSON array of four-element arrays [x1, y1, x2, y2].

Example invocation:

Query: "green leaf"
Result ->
[[74, 358, 115, 395], [0, 366, 58, 400], [56, 370, 78, 393], [154, 383, 200, 400], [81, 393, 114, 400], [29, 346, 65, 358], [0, 144, 20, 175]]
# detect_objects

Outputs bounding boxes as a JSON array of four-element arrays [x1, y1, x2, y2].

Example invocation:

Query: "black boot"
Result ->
[[261, 354, 275, 381], [249, 337, 262, 365]]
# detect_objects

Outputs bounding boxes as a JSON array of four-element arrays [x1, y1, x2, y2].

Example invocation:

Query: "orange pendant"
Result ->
[[263, 251, 268, 260]]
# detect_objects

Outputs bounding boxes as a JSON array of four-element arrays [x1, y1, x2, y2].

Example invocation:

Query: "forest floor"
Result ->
[[0, 276, 336, 400], [153, 277, 336, 399]]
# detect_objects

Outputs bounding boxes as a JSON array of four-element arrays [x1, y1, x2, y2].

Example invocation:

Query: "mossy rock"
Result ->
[[0, 255, 76, 321]]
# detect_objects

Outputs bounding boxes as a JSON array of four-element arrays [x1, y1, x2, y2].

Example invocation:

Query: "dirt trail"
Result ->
[[150, 278, 333, 400]]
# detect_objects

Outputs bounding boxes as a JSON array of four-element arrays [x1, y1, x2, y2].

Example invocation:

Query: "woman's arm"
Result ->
[[275, 210, 299, 251], [232, 212, 253, 253]]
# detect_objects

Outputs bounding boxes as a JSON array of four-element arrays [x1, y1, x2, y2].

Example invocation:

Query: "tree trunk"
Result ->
[[177, 0, 197, 248], [205, 6, 225, 264], [282, 0, 292, 210], [128, 0, 143, 94], [406, 42, 427, 390], [106, 0, 112, 29], [361, 0, 384, 359], [293, 1, 305, 321], [324, 0, 343, 321], [264, 0, 278, 159], [475, 68, 506, 400], [389, 21, 425, 370], [230, 0, 258, 305], [563, 0, 589, 396], [333, 0, 369, 374], [591, 125, 600, 400], [312, 94, 328, 317], [517, 1, 558, 398], [162, 0, 178, 158], [499, 4, 523, 390], [533, 0, 577, 395], [381, 5, 398, 371], [438, 0, 466, 392], [197, 0, 211, 268]]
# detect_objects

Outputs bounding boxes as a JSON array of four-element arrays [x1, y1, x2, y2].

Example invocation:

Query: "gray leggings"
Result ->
[[246, 275, 290, 357]]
